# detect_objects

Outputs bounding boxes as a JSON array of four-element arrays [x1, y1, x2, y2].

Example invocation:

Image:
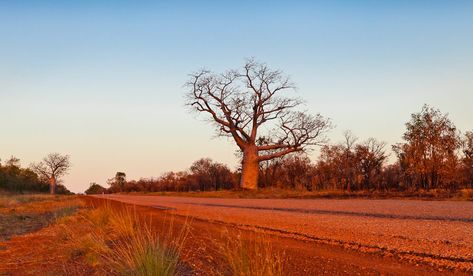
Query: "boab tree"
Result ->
[[186, 60, 332, 189], [31, 153, 71, 194]]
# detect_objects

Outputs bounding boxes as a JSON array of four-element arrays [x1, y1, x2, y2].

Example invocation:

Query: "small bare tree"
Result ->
[[342, 130, 358, 192], [31, 153, 71, 194], [186, 59, 332, 189], [356, 138, 387, 190]]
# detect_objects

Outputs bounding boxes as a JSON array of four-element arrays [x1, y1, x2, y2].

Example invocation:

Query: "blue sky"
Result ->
[[1, 1, 472, 192]]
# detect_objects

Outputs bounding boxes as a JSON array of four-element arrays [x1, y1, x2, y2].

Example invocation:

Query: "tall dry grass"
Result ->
[[62, 202, 186, 276], [59, 200, 285, 275], [220, 231, 285, 276], [106, 223, 180, 275]]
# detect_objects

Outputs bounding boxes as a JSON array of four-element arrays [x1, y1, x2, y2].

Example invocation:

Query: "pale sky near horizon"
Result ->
[[1, 1, 472, 193]]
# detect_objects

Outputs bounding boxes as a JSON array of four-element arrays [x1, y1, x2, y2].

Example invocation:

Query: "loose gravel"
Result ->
[[97, 195, 473, 272]]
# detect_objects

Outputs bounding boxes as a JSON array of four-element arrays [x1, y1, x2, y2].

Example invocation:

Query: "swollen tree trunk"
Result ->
[[240, 146, 259, 190], [49, 176, 56, 195]]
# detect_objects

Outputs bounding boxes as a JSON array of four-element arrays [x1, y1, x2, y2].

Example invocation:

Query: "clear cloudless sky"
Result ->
[[1, 1, 472, 193]]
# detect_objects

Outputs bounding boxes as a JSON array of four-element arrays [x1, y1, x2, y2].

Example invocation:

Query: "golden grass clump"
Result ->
[[220, 231, 285, 276], [62, 201, 185, 276], [106, 222, 180, 276]]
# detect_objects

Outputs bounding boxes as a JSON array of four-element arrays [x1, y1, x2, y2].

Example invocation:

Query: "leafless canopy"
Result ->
[[31, 153, 71, 180], [186, 59, 332, 161]]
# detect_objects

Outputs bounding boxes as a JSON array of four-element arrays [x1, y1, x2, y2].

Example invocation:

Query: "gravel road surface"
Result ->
[[96, 195, 473, 272]]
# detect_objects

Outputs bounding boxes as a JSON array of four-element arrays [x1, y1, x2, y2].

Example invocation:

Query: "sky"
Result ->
[[1, 1, 472, 193]]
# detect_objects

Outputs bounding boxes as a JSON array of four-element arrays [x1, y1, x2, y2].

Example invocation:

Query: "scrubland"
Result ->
[[2, 192, 469, 275], [0, 194, 286, 275]]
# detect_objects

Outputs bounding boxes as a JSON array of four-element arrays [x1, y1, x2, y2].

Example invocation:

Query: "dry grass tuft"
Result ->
[[220, 230, 285, 276], [62, 202, 186, 275], [106, 222, 180, 276]]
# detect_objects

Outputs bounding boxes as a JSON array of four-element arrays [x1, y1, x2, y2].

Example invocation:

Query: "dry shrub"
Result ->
[[220, 231, 285, 276]]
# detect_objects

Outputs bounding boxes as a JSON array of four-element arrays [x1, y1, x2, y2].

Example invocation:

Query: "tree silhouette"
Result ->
[[186, 59, 332, 189], [31, 153, 71, 195], [393, 105, 459, 190]]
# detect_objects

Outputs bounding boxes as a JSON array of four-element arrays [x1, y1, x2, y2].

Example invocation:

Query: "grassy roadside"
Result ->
[[0, 195, 188, 275], [0, 194, 83, 241], [60, 201, 188, 275], [70, 199, 286, 275], [1, 195, 287, 275], [0, 193, 75, 208], [122, 187, 473, 201]]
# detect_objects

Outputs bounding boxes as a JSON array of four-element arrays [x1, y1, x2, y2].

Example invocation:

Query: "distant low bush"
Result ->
[[85, 183, 107, 195]]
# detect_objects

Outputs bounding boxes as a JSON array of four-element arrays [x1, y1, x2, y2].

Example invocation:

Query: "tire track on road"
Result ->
[[185, 202, 473, 223]]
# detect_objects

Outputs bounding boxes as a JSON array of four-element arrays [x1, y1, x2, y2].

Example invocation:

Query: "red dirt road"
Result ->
[[95, 194, 473, 273]]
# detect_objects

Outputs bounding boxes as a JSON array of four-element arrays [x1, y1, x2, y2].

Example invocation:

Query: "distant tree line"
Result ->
[[0, 156, 72, 194], [262, 105, 473, 192], [86, 158, 236, 194], [87, 105, 473, 194]]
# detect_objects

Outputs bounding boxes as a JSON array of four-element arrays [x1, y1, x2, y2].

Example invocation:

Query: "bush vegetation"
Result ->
[[0, 157, 71, 194], [88, 105, 472, 196]]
